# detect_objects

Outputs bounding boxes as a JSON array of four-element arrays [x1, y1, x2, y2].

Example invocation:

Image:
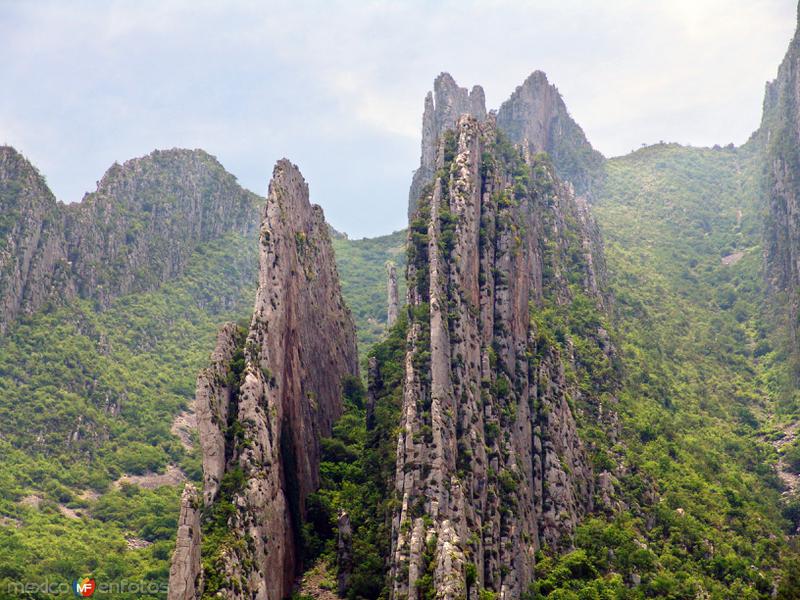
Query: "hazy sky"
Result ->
[[1, 1, 795, 237]]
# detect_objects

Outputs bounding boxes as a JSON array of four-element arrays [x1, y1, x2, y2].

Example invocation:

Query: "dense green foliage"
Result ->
[[332, 230, 407, 355], [302, 314, 407, 600], [0, 233, 258, 599], [0, 198, 406, 599], [528, 143, 800, 597], [3, 139, 800, 599]]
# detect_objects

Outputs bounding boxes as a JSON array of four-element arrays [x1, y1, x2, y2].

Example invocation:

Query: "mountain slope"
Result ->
[[530, 142, 800, 597], [0, 231, 258, 599], [0, 146, 261, 333]]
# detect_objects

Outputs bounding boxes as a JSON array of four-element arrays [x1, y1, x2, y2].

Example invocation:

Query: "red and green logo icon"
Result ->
[[72, 577, 96, 597]]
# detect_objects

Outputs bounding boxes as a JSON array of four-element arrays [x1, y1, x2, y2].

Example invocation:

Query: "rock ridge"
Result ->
[[407, 70, 604, 218], [0, 146, 261, 333]]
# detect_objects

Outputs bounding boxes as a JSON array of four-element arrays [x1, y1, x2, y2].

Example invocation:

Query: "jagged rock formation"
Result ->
[[168, 485, 203, 600], [387, 261, 399, 326], [758, 3, 800, 358], [408, 74, 487, 217], [390, 116, 611, 599], [496, 71, 604, 199], [167, 159, 358, 600], [408, 71, 604, 218], [0, 146, 260, 333]]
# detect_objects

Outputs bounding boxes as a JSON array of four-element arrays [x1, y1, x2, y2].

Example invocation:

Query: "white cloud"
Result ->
[[0, 0, 795, 237]]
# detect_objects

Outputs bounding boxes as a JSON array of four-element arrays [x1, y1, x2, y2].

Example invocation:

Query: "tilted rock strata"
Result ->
[[759, 4, 800, 355], [408, 70, 605, 218], [391, 116, 602, 599], [0, 146, 260, 333], [168, 159, 358, 600]]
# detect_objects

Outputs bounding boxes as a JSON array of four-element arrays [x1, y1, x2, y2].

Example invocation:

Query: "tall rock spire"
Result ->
[[167, 159, 359, 600], [496, 71, 604, 199], [407, 71, 605, 218], [386, 261, 399, 326], [391, 115, 610, 599]]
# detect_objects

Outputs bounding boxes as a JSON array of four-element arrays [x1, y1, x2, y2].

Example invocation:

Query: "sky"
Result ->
[[0, 1, 796, 238]]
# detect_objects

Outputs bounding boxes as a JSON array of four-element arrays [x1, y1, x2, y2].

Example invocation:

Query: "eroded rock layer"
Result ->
[[167, 159, 358, 600], [390, 116, 610, 599]]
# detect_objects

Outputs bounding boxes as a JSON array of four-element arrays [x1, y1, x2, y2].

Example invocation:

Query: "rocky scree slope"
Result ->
[[0, 146, 261, 333], [167, 160, 359, 600]]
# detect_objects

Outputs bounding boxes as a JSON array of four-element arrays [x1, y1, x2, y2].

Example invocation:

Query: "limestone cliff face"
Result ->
[[390, 117, 609, 599], [497, 71, 604, 199], [408, 73, 487, 217], [0, 146, 260, 333], [167, 159, 359, 600], [759, 3, 800, 354]]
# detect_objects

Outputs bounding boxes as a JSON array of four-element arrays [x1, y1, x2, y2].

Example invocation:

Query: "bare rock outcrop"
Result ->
[[0, 147, 72, 334], [0, 146, 261, 333], [168, 159, 358, 600], [496, 71, 604, 199], [408, 71, 605, 219], [194, 322, 243, 506], [387, 261, 399, 326], [408, 73, 487, 217], [167, 484, 203, 600], [758, 3, 800, 360], [337, 510, 354, 595], [391, 116, 611, 599]]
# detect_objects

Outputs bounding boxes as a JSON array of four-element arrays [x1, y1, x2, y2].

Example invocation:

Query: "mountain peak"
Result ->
[[497, 72, 603, 198], [407, 73, 488, 216], [0, 149, 261, 332]]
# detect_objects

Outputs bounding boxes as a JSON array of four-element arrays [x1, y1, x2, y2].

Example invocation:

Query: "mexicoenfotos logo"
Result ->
[[72, 577, 96, 597]]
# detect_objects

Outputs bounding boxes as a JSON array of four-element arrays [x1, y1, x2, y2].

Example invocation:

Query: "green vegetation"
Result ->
[[2, 138, 800, 599], [0, 205, 401, 598], [0, 233, 258, 599], [332, 230, 407, 354], [527, 143, 800, 597], [302, 314, 407, 599]]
